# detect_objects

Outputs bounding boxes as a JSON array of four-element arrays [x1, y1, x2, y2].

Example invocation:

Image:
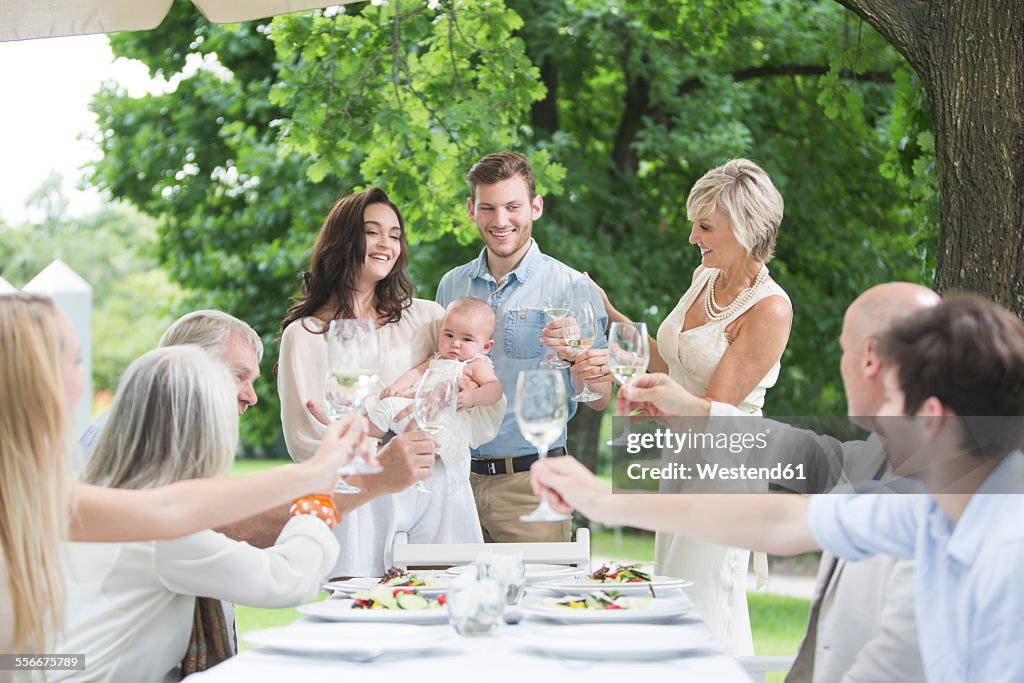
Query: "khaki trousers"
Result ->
[[470, 470, 571, 543]]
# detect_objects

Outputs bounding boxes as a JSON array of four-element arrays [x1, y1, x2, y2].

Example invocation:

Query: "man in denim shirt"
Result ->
[[436, 151, 611, 542]]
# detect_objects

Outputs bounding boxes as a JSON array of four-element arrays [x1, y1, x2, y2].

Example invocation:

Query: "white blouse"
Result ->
[[49, 515, 338, 683], [278, 299, 444, 462], [277, 299, 445, 577]]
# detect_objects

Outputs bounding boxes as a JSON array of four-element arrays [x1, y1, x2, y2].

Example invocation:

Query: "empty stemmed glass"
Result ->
[[515, 369, 570, 522], [324, 319, 384, 493], [606, 321, 650, 446], [411, 368, 459, 494], [540, 267, 573, 369], [563, 300, 602, 402]]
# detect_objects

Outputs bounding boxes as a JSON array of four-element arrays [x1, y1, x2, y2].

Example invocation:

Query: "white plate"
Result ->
[[324, 576, 449, 597], [507, 623, 715, 660], [299, 598, 450, 624], [519, 596, 694, 624], [446, 563, 583, 583], [535, 575, 693, 595], [244, 622, 446, 657]]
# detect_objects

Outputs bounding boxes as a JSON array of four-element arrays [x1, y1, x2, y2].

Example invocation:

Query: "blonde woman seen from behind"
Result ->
[[0, 293, 74, 659], [53, 346, 340, 683], [0, 293, 362, 660]]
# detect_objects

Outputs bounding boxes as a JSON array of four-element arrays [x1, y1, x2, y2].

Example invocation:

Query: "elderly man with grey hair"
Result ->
[[79, 310, 262, 457]]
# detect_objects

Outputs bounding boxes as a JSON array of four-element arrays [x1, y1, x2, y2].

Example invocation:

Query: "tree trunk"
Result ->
[[922, 3, 1024, 310], [612, 49, 651, 180], [567, 405, 602, 473], [836, 0, 1024, 314], [566, 405, 603, 530], [531, 55, 560, 135]]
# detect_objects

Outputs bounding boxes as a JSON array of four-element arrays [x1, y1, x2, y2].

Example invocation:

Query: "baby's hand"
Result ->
[[380, 385, 402, 399]]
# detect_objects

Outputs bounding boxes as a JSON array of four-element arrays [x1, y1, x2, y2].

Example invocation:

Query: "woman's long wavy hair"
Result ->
[[0, 293, 71, 654], [84, 345, 238, 490], [281, 188, 414, 335]]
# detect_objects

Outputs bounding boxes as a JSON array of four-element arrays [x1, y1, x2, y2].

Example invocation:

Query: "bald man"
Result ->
[[542, 283, 937, 683]]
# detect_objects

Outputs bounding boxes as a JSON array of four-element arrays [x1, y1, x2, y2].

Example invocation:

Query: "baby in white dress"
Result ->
[[368, 297, 505, 492]]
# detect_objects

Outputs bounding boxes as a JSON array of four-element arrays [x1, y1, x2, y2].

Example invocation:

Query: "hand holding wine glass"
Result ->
[[515, 369, 570, 522], [324, 319, 384, 493], [411, 368, 459, 493]]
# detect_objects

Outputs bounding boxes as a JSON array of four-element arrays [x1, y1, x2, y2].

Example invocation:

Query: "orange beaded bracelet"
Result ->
[[289, 494, 340, 529]]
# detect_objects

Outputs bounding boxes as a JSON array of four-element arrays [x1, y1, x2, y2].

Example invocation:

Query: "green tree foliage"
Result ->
[[89, 0, 935, 447], [0, 175, 184, 397]]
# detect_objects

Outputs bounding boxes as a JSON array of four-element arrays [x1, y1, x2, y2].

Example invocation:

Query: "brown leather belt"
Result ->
[[470, 447, 568, 475]]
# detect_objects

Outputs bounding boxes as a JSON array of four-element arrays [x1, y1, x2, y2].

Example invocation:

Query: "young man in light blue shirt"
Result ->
[[436, 151, 611, 542], [533, 294, 1024, 682]]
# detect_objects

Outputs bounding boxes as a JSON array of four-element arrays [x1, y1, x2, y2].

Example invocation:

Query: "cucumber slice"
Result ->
[[396, 593, 430, 610]]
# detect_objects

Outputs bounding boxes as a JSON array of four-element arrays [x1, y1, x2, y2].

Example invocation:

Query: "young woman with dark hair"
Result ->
[[278, 188, 484, 578]]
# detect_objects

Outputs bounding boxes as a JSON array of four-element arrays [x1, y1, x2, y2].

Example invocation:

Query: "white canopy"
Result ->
[[1, 1, 364, 42]]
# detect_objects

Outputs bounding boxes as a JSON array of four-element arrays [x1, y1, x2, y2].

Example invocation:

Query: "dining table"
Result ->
[[189, 571, 753, 682]]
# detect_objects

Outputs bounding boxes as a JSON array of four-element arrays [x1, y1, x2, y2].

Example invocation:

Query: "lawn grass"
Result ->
[[230, 458, 808, 676], [230, 458, 291, 477]]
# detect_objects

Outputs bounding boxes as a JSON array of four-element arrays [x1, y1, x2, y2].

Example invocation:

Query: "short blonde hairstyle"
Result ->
[[0, 293, 70, 654], [85, 346, 239, 490], [159, 309, 264, 362], [686, 159, 784, 263]]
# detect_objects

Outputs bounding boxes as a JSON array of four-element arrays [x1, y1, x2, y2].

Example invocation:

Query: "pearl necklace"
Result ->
[[703, 266, 768, 322]]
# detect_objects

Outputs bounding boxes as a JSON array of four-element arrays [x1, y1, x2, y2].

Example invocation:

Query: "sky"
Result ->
[[0, 35, 160, 224]]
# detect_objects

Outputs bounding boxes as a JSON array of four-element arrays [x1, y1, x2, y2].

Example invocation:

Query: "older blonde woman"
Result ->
[[578, 159, 793, 655], [0, 293, 359, 658]]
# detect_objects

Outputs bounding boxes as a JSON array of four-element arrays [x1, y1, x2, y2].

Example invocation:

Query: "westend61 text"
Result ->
[[626, 462, 806, 482]]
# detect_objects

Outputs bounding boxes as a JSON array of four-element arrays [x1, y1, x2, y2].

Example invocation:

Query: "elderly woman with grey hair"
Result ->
[[52, 345, 342, 682], [576, 158, 793, 655]]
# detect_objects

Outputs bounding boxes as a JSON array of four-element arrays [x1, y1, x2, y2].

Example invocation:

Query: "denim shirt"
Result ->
[[808, 452, 1024, 683], [436, 240, 608, 457]]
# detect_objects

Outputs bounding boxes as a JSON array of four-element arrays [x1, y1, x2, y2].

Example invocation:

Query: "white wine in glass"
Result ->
[[540, 268, 573, 369], [515, 369, 570, 522], [325, 319, 384, 494], [607, 321, 650, 386], [564, 300, 601, 402], [606, 321, 650, 446], [411, 369, 459, 494]]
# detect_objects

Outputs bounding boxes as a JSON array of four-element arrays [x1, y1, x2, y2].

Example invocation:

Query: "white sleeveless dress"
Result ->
[[654, 265, 790, 656]]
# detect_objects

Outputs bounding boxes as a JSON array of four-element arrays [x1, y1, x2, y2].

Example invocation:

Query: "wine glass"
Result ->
[[606, 321, 650, 446], [515, 369, 570, 522], [325, 319, 384, 493], [411, 369, 460, 494], [540, 267, 573, 369], [563, 300, 601, 402], [607, 321, 650, 386]]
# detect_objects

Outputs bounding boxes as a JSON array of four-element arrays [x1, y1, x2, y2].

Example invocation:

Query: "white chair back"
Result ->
[[392, 527, 590, 571]]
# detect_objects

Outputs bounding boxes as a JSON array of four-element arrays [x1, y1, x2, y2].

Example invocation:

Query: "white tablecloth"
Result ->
[[191, 596, 752, 682]]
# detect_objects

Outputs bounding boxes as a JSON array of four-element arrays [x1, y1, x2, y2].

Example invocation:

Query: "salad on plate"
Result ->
[[350, 584, 446, 611]]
